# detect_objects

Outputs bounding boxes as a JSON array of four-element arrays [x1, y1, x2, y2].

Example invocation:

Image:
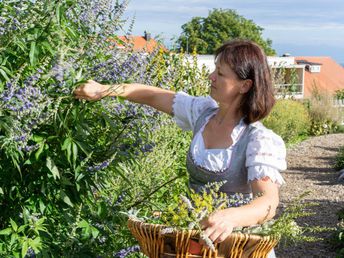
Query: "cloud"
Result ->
[[263, 23, 344, 31], [124, 0, 344, 61]]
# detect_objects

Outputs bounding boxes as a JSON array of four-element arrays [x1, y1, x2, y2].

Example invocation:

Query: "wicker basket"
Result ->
[[128, 218, 279, 258]]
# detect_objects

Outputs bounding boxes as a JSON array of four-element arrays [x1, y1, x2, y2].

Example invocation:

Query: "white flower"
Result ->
[[188, 222, 196, 230], [160, 227, 175, 235], [200, 232, 215, 251], [180, 195, 194, 211]]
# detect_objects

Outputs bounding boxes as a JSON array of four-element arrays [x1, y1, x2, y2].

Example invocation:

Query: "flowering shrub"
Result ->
[[144, 48, 210, 95], [0, 0, 212, 256], [306, 88, 342, 136], [0, 0, 163, 256], [335, 89, 344, 100], [309, 119, 338, 136], [263, 99, 311, 143]]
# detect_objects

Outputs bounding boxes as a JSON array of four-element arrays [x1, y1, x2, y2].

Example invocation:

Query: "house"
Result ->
[[268, 55, 344, 99], [295, 57, 344, 98], [108, 31, 167, 53], [268, 55, 305, 98], [194, 54, 344, 99]]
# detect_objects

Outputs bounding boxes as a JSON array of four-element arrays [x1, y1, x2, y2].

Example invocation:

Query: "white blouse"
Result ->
[[172, 91, 286, 185]]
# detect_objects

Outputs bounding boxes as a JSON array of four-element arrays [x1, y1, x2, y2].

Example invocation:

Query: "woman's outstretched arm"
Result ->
[[73, 80, 176, 115]]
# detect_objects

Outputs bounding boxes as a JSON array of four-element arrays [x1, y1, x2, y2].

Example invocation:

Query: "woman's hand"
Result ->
[[73, 80, 111, 101], [200, 208, 236, 244]]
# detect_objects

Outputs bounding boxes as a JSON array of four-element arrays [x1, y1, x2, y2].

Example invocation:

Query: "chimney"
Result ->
[[144, 31, 151, 41]]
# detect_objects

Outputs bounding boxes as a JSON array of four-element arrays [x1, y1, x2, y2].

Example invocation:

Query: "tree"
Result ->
[[177, 8, 276, 55]]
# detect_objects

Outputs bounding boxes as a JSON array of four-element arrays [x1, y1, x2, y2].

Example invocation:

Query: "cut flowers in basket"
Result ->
[[126, 183, 329, 252]]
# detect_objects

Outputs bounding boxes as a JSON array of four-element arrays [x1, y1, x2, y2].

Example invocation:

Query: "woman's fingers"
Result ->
[[200, 213, 233, 244], [213, 228, 231, 243], [73, 81, 106, 100]]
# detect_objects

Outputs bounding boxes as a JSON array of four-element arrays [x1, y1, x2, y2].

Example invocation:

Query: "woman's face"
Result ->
[[208, 59, 244, 104]]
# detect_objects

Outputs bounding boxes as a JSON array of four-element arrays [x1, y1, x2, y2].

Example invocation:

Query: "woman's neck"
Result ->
[[214, 102, 243, 127]]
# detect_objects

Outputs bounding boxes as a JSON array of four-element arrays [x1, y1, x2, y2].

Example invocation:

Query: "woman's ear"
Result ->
[[240, 79, 253, 94]]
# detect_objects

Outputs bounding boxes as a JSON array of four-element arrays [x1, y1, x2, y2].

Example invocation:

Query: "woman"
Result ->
[[74, 39, 286, 256]]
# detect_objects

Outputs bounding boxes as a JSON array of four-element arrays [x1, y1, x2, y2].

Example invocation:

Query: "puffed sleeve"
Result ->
[[172, 91, 218, 131], [246, 124, 287, 185]]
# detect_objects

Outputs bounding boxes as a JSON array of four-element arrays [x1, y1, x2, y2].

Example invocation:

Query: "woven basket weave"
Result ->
[[128, 218, 279, 258]]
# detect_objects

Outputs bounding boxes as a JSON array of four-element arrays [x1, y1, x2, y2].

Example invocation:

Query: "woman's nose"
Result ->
[[208, 71, 216, 81]]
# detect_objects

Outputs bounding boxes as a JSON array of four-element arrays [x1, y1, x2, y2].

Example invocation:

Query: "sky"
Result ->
[[123, 0, 344, 64]]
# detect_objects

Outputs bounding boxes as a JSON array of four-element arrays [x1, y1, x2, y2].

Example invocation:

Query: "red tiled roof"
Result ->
[[108, 35, 167, 53], [295, 57, 344, 98]]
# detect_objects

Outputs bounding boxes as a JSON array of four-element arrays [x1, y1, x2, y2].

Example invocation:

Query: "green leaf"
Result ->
[[62, 138, 72, 164], [46, 156, 60, 180], [56, 3, 62, 24], [10, 232, 17, 245], [0, 68, 10, 81], [75, 68, 83, 81], [32, 134, 44, 143], [30, 237, 42, 252], [17, 225, 26, 233], [115, 163, 134, 187], [35, 217, 46, 227], [65, 26, 77, 39], [0, 228, 12, 235], [60, 191, 73, 207], [91, 226, 100, 238], [10, 219, 18, 232], [15, 40, 27, 52], [23, 159, 32, 165], [0, 65, 12, 75], [75, 172, 84, 182], [117, 96, 126, 103], [35, 143, 45, 160], [77, 220, 89, 228], [62, 138, 71, 150], [41, 41, 54, 55], [39, 200, 46, 213], [74, 140, 90, 155], [72, 141, 78, 167], [0, 56, 8, 65], [22, 240, 28, 258], [29, 41, 37, 66]]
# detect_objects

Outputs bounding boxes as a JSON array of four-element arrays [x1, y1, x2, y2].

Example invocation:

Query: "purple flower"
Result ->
[[25, 247, 35, 258], [87, 157, 113, 172], [113, 245, 140, 258], [114, 192, 126, 206]]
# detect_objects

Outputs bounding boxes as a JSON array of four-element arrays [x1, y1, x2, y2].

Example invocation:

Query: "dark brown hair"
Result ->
[[215, 39, 275, 124]]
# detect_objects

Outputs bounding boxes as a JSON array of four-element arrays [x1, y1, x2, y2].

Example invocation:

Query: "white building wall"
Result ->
[[268, 56, 295, 67], [188, 54, 306, 99], [186, 55, 215, 72]]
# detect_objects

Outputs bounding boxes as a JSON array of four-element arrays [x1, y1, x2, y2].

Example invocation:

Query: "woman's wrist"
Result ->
[[105, 83, 126, 97], [224, 208, 241, 227]]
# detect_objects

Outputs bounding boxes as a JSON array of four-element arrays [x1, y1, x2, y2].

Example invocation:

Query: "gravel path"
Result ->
[[275, 133, 344, 258]]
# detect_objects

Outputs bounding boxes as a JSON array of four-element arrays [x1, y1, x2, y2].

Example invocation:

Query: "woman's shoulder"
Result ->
[[172, 92, 218, 131], [248, 121, 285, 146], [175, 92, 217, 108], [246, 121, 287, 170]]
